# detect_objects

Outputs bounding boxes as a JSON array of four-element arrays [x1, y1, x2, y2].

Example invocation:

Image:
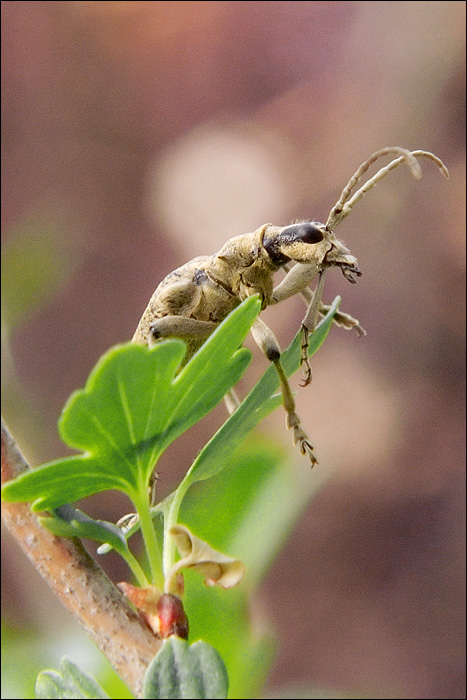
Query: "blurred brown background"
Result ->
[[2, 2, 465, 698]]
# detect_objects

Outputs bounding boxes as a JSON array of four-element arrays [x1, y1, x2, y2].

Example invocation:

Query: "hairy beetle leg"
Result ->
[[299, 300, 366, 386], [328, 307, 367, 336], [273, 356, 318, 467], [286, 410, 318, 468], [300, 326, 313, 387]]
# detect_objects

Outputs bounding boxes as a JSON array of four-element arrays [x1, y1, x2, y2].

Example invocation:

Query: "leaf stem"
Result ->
[[133, 482, 164, 588], [120, 544, 150, 587], [162, 486, 188, 584]]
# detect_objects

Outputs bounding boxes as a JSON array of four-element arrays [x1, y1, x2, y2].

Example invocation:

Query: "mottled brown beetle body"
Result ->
[[133, 223, 359, 349], [133, 148, 448, 466]]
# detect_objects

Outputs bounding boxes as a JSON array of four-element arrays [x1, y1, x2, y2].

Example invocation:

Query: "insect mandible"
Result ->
[[133, 147, 448, 467]]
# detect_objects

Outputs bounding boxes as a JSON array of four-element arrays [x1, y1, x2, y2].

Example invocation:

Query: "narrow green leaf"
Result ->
[[35, 657, 109, 699], [38, 505, 147, 584], [40, 505, 128, 551], [142, 638, 228, 700], [177, 296, 340, 490]]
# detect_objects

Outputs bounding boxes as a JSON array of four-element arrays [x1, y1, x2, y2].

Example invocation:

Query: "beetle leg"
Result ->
[[137, 315, 219, 363], [297, 270, 328, 386], [274, 262, 365, 334], [147, 316, 218, 344], [319, 304, 366, 336], [271, 262, 318, 304], [273, 265, 365, 386], [250, 317, 318, 467], [295, 277, 365, 334], [270, 263, 322, 386], [271, 264, 324, 385]]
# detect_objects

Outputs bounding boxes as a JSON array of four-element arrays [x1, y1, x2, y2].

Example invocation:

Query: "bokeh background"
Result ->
[[2, 2, 465, 698]]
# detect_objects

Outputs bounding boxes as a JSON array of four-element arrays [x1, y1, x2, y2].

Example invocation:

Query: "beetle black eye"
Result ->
[[295, 223, 324, 244]]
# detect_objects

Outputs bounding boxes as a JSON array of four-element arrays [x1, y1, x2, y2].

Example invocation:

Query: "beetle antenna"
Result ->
[[326, 147, 449, 230]]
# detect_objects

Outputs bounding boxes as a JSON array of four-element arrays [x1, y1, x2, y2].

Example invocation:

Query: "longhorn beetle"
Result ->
[[133, 147, 448, 466]]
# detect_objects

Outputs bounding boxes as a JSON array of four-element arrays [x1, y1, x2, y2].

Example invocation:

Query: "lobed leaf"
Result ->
[[2, 297, 261, 511]]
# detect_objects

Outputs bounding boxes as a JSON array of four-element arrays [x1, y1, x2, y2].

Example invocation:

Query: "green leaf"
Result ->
[[1, 296, 261, 511], [35, 657, 109, 699], [142, 638, 228, 700]]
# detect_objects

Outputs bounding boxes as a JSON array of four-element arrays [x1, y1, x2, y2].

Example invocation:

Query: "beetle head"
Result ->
[[262, 221, 362, 283]]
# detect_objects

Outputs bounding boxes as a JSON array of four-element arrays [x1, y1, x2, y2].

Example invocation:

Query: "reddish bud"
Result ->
[[156, 593, 189, 640]]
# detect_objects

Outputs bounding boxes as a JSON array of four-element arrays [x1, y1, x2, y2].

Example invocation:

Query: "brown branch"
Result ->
[[1, 418, 161, 698]]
